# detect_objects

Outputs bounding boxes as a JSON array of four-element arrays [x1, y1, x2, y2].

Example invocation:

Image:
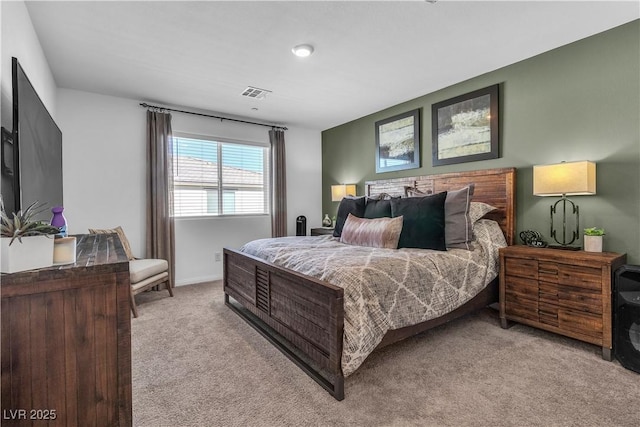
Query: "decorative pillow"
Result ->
[[368, 192, 396, 200], [444, 184, 476, 250], [340, 214, 403, 249], [333, 197, 366, 237], [390, 191, 447, 250], [88, 226, 135, 260], [469, 202, 498, 223], [404, 186, 432, 197], [364, 198, 392, 219]]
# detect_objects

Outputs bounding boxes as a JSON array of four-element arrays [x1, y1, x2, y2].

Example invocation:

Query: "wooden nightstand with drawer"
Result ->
[[311, 227, 334, 236], [499, 245, 626, 360]]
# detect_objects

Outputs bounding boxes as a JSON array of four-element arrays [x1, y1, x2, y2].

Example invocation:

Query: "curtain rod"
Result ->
[[139, 103, 287, 131]]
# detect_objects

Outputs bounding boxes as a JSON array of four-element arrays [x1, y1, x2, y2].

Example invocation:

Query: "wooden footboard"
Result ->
[[223, 248, 345, 400]]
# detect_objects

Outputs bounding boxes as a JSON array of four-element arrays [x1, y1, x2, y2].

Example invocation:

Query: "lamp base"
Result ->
[[548, 244, 581, 251]]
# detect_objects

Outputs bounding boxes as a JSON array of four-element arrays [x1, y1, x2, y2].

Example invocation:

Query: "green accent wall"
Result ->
[[322, 20, 640, 264]]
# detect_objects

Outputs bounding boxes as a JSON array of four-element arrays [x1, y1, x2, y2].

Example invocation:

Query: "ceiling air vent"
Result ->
[[241, 86, 272, 100]]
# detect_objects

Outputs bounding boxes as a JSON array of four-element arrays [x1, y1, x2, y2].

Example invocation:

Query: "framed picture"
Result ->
[[431, 84, 499, 166], [375, 109, 420, 173]]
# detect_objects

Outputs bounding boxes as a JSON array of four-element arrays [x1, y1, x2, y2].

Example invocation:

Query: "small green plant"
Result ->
[[584, 227, 605, 236], [1, 200, 60, 245]]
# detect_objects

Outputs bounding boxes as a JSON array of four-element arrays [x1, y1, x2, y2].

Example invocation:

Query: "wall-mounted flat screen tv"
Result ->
[[6, 57, 63, 221]]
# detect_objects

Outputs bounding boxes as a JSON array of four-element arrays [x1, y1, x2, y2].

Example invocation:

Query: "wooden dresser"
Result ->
[[1, 234, 132, 426], [499, 245, 626, 360]]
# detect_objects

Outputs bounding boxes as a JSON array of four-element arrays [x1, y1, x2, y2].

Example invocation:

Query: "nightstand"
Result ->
[[311, 227, 334, 236], [499, 245, 626, 360]]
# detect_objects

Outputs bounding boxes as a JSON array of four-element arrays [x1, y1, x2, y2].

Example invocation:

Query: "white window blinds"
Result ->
[[172, 135, 270, 217]]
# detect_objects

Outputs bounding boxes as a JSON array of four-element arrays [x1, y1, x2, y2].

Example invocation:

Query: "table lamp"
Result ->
[[331, 184, 356, 202], [533, 160, 596, 249]]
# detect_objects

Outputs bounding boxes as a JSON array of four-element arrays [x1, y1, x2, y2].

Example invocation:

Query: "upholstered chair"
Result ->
[[88, 226, 173, 317]]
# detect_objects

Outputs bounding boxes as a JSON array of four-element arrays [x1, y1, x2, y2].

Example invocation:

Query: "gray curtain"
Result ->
[[269, 128, 287, 237], [146, 110, 175, 287]]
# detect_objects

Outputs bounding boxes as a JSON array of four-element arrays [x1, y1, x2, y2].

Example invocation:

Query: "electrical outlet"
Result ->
[[215, 252, 222, 262]]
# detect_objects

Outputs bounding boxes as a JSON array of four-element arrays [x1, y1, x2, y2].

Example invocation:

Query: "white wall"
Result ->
[[56, 89, 147, 254], [284, 126, 324, 234], [1, 0, 57, 129], [57, 89, 323, 285]]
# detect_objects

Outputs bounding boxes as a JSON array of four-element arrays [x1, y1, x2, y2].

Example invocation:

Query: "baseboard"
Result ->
[[174, 274, 222, 287]]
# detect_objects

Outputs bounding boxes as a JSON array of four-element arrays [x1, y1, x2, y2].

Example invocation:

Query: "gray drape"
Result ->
[[146, 110, 175, 287], [269, 128, 287, 237]]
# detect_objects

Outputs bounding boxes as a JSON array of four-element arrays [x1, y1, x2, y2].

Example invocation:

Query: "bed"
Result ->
[[223, 167, 515, 400]]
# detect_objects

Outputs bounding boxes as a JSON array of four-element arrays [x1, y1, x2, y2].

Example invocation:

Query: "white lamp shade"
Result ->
[[331, 184, 356, 202], [533, 161, 596, 196]]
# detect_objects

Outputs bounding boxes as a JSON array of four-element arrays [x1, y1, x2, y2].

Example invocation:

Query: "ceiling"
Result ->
[[25, 1, 639, 131]]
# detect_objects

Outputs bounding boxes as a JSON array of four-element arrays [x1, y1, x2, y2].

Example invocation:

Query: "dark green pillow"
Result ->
[[390, 192, 447, 250], [333, 197, 366, 237], [364, 198, 392, 219]]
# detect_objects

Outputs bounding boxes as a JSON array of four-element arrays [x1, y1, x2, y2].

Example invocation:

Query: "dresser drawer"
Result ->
[[538, 282, 558, 305], [538, 262, 559, 283], [505, 293, 538, 321], [558, 264, 602, 290], [505, 275, 538, 299], [505, 258, 538, 280], [557, 285, 602, 315], [539, 303, 559, 327], [558, 308, 602, 339]]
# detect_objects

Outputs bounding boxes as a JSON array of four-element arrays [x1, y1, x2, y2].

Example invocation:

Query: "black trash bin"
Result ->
[[296, 215, 307, 236]]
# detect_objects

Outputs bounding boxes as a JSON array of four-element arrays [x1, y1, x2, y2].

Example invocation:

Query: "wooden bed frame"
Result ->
[[224, 167, 515, 400]]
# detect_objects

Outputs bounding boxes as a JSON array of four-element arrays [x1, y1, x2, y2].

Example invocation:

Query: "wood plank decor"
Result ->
[[224, 167, 516, 400], [365, 167, 516, 245], [1, 234, 132, 426]]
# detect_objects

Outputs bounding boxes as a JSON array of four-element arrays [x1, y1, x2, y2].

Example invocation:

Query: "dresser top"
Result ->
[[1, 234, 129, 294], [72, 233, 130, 268], [500, 245, 626, 264]]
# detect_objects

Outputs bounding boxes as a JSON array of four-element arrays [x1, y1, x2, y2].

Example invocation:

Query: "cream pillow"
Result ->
[[340, 214, 403, 249], [88, 226, 136, 260], [469, 202, 497, 223]]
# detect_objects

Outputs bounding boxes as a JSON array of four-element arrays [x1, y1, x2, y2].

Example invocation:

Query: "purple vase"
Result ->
[[51, 206, 67, 237]]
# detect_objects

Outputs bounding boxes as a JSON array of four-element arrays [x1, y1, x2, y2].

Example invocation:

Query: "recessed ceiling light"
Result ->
[[292, 44, 314, 58]]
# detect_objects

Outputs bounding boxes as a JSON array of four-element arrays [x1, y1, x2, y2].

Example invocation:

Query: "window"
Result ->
[[172, 134, 270, 217]]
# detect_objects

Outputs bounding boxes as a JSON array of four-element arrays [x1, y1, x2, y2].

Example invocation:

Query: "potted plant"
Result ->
[[583, 227, 605, 253], [1, 200, 60, 273]]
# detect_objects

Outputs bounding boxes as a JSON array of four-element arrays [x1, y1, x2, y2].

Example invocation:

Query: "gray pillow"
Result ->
[[444, 184, 475, 250]]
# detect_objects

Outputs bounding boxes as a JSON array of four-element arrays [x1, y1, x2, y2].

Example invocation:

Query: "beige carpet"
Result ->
[[131, 281, 640, 427]]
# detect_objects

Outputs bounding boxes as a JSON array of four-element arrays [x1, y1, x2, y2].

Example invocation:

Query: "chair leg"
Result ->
[[166, 281, 174, 297], [130, 287, 139, 318]]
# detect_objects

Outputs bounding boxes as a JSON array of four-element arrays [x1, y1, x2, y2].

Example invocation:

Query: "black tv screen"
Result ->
[[10, 57, 63, 221]]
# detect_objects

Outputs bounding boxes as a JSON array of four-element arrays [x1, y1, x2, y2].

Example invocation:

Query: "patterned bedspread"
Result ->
[[240, 219, 507, 376]]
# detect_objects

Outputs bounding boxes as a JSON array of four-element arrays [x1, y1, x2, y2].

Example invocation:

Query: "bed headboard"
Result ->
[[365, 167, 516, 245]]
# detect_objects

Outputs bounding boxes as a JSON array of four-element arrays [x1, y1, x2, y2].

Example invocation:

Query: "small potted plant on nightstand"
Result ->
[[583, 227, 605, 253], [1, 200, 60, 273]]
